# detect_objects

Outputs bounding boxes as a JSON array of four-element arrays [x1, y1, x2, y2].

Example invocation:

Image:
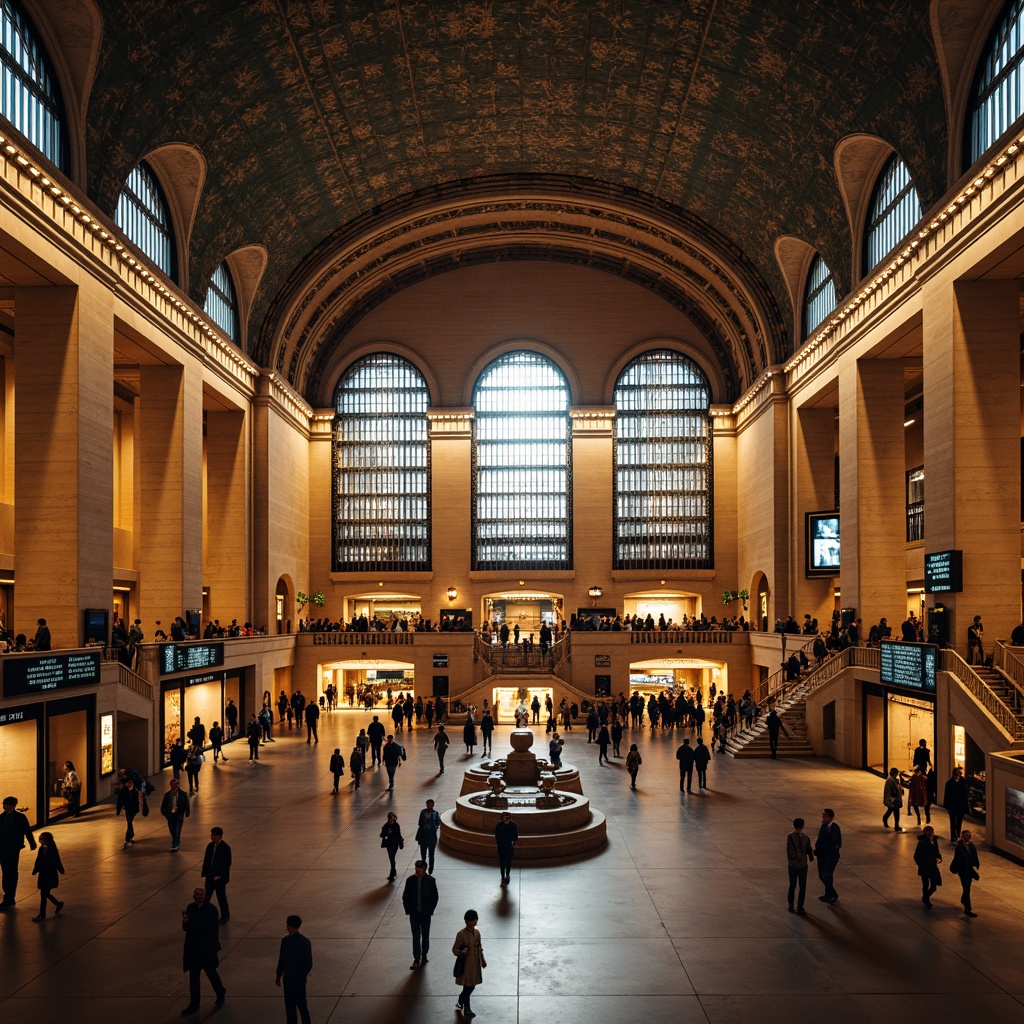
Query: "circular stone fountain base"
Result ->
[[459, 760, 582, 796]]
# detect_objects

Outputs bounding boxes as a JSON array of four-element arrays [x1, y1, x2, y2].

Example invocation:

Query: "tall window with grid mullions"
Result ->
[[473, 351, 571, 571], [115, 161, 176, 280], [333, 354, 430, 572], [968, 0, 1024, 165], [614, 351, 713, 570]]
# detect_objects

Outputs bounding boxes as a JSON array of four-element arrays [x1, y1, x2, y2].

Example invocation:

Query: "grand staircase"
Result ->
[[724, 683, 816, 758]]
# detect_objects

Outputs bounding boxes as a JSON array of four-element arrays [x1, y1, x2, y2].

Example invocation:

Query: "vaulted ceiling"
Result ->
[[83, 0, 950, 400]]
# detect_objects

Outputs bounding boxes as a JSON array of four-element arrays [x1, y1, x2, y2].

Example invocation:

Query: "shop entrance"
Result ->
[[628, 659, 727, 702], [318, 659, 415, 708], [863, 684, 934, 775], [47, 708, 87, 821], [491, 686, 553, 724], [484, 592, 563, 634]]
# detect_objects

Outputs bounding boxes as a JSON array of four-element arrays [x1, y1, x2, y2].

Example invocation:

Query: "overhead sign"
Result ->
[[924, 549, 963, 593], [2, 651, 101, 698], [432, 654, 448, 668], [880, 640, 937, 692], [159, 642, 224, 675]]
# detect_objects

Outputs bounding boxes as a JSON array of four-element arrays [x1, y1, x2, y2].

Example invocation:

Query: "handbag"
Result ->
[[453, 952, 467, 978]]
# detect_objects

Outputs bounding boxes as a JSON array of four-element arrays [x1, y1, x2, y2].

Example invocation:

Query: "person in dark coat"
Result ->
[[350, 745, 365, 790], [0, 795, 37, 906], [380, 812, 404, 882], [950, 829, 981, 917], [246, 714, 262, 761], [814, 808, 842, 905], [676, 738, 695, 792], [943, 767, 970, 842], [32, 617, 51, 651], [494, 811, 519, 885], [611, 718, 624, 757], [30, 831, 64, 921], [402, 859, 440, 968], [304, 701, 320, 744], [115, 778, 142, 850], [766, 708, 782, 758], [479, 710, 494, 756], [329, 748, 346, 794], [160, 777, 191, 852], [180, 886, 226, 1013], [596, 724, 611, 764], [693, 736, 712, 789], [201, 827, 232, 924], [276, 914, 313, 1024], [463, 714, 477, 755], [913, 824, 943, 908]]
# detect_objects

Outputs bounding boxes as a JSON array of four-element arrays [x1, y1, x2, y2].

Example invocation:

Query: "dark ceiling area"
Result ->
[[85, 1, 948, 383]]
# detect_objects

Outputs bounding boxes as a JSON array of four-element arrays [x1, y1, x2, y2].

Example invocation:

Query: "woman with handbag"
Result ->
[[452, 909, 486, 1018], [380, 811, 404, 882], [62, 760, 82, 817], [185, 744, 204, 796]]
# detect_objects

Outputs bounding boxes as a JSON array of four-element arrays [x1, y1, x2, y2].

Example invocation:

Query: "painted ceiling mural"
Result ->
[[85, 0, 947, 398]]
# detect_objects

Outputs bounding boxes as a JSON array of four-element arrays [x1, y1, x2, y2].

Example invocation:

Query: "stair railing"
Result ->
[[941, 648, 1024, 741]]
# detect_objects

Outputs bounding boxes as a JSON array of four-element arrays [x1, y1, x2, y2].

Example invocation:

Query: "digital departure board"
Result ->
[[3, 651, 101, 698], [159, 642, 224, 675], [924, 549, 963, 593], [880, 640, 937, 692]]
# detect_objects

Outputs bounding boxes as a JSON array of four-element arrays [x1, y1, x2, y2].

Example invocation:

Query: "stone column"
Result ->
[[429, 409, 473, 615], [572, 407, 614, 595], [838, 358, 906, 632], [205, 409, 249, 625], [14, 285, 113, 646], [137, 362, 204, 631], [922, 279, 1020, 651], [793, 405, 837, 623]]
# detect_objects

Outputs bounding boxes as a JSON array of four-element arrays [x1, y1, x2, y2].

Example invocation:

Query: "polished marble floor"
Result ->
[[2, 711, 1023, 1024]]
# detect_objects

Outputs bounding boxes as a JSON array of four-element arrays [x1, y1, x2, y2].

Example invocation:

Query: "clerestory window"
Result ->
[[802, 253, 837, 339], [864, 154, 922, 274], [204, 261, 239, 342], [968, 0, 1024, 165], [115, 161, 176, 280]]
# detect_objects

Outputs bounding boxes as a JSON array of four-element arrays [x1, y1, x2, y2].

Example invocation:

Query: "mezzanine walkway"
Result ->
[[2, 712, 1023, 1024]]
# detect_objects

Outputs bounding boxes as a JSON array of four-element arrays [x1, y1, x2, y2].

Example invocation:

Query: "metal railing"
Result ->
[[994, 639, 1024, 691], [309, 631, 415, 646], [117, 662, 153, 701], [942, 648, 1024, 741], [629, 629, 736, 645], [474, 633, 570, 673], [751, 643, 879, 713]]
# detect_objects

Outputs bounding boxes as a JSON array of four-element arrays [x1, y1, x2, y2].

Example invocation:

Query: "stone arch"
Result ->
[[750, 571, 771, 633], [463, 341, 580, 410], [604, 339, 725, 407], [319, 342, 440, 413], [276, 574, 294, 634], [222, 244, 268, 353]]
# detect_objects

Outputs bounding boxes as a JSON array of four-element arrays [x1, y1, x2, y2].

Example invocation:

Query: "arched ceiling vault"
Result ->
[[265, 177, 786, 404]]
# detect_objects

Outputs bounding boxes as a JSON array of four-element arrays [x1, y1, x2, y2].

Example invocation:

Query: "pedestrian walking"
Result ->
[[329, 748, 346, 794], [416, 799, 441, 873], [246, 714, 262, 761], [625, 743, 642, 789], [304, 701, 320, 744], [785, 817, 813, 914], [0, 794, 37, 906], [160, 776, 191, 852], [30, 831, 64, 921], [275, 914, 313, 1024], [380, 811, 404, 882], [943, 767, 969, 842], [814, 808, 842, 905], [913, 824, 942, 908], [596, 724, 610, 764], [950, 829, 981, 917], [403, 860, 439, 969], [185, 744, 204, 795], [201, 827, 232, 923], [548, 732, 563, 768], [368, 715, 386, 767], [453, 909, 486, 1018], [766, 708, 782, 758], [908, 766, 931, 825], [115, 777, 142, 850], [480, 709, 494, 756], [676, 738, 695, 792], [433, 725, 450, 775], [350, 745, 365, 790], [494, 810, 519, 884], [693, 736, 711, 790], [208, 722, 227, 762], [463, 714, 477, 755], [180, 886, 226, 1014], [382, 735, 406, 790], [882, 767, 904, 831], [170, 738, 188, 779]]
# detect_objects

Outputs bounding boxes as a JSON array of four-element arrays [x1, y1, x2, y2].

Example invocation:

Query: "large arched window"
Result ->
[[0, 0, 65, 170], [802, 253, 837, 339], [204, 261, 239, 342], [968, 0, 1024, 165], [333, 354, 430, 572], [864, 154, 922, 273], [614, 351, 712, 570], [115, 161, 176, 279], [473, 351, 571, 570]]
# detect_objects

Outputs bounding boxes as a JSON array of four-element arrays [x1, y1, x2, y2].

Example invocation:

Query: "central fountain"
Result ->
[[439, 729, 607, 860]]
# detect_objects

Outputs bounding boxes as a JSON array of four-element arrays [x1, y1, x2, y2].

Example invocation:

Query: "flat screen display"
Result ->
[[806, 512, 840, 576], [3, 651, 101, 698], [924, 549, 963, 593], [879, 640, 937, 692], [159, 642, 224, 675]]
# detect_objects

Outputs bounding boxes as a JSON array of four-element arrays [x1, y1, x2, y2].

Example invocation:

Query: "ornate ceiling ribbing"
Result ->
[[85, 0, 947, 395]]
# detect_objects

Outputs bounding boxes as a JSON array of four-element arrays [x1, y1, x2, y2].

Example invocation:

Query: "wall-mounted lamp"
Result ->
[[447, 586, 458, 601], [378, 581, 384, 588], [589, 585, 603, 605], [518, 580, 525, 587]]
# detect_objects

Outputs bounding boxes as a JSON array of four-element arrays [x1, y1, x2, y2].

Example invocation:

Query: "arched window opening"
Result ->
[[802, 253, 837, 339], [614, 351, 713, 570], [333, 354, 430, 572], [864, 154, 922, 274], [204, 261, 239, 342], [473, 351, 571, 571], [0, 0, 65, 170], [115, 161, 176, 280], [968, 0, 1024, 165]]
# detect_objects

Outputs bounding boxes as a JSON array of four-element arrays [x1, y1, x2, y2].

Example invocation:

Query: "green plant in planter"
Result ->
[[296, 591, 309, 611], [737, 589, 750, 610], [312, 592, 325, 608], [722, 590, 736, 605]]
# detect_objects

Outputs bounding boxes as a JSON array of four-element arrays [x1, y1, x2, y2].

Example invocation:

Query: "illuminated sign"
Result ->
[[924, 550, 963, 593], [159, 643, 224, 675], [100, 712, 114, 775], [3, 651, 101, 698], [880, 641, 937, 692]]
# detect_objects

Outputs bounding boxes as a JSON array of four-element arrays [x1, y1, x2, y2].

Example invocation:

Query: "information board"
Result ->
[[924, 549, 963, 593], [2, 651, 101, 698], [432, 654, 448, 668], [880, 640, 937, 692], [159, 642, 224, 675]]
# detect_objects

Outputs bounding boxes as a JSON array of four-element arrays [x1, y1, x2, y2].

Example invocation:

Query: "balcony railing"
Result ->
[[474, 633, 571, 673], [629, 629, 737, 645]]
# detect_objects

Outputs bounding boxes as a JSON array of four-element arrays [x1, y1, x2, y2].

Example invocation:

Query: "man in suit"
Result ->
[[402, 860, 439, 968], [676, 738, 695, 792], [367, 715, 386, 767], [814, 808, 842, 905], [181, 886, 226, 1014], [160, 776, 190, 852], [201, 827, 232, 923], [275, 914, 313, 1024], [0, 795, 36, 907]]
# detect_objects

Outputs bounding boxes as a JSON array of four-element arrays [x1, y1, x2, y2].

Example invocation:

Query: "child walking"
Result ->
[[31, 831, 65, 921]]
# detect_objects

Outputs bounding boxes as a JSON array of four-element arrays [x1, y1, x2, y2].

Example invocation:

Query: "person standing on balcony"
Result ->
[[967, 615, 984, 665]]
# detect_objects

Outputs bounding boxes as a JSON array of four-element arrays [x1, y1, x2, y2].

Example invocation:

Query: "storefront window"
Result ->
[[164, 687, 181, 756], [47, 708, 86, 821], [0, 716, 38, 823]]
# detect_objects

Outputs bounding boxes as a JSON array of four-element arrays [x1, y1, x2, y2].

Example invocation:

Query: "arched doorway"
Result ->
[[751, 572, 770, 632], [275, 576, 293, 634]]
